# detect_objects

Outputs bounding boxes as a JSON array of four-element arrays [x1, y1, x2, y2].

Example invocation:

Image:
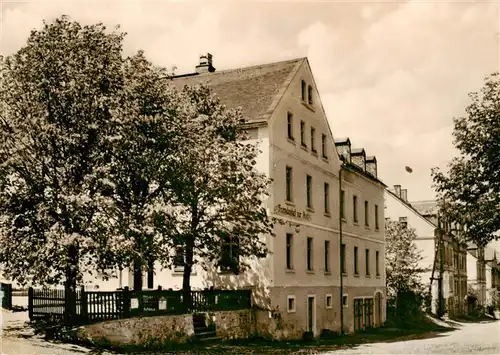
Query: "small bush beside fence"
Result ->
[[1, 283, 13, 309], [28, 286, 252, 326]]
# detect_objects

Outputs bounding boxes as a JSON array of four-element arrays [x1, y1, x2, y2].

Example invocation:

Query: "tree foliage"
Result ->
[[432, 73, 500, 247], [385, 219, 426, 300], [157, 85, 273, 298], [0, 16, 125, 287], [0, 16, 273, 291], [100, 51, 183, 289]]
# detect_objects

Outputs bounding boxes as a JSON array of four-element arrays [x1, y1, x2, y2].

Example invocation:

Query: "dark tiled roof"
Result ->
[[334, 137, 350, 145], [351, 148, 365, 155], [169, 58, 305, 123]]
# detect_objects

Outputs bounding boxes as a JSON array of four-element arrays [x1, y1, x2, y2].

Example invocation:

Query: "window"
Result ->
[[307, 237, 313, 271], [324, 183, 330, 214], [340, 190, 345, 219], [306, 175, 312, 208], [364, 201, 369, 226], [301, 80, 306, 101], [308, 85, 313, 105], [353, 196, 358, 223], [376, 251, 380, 276], [321, 134, 327, 158], [341, 243, 346, 274], [287, 112, 294, 140], [300, 120, 306, 147], [174, 246, 185, 270], [219, 233, 240, 274], [365, 249, 370, 276], [286, 166, 293, 202], [375, 205, 379, 230], [286, 233, 293, 270], [324, 240, 330, 273], [326, 294, 333, 309], [342, 295, 348, 307], [311, 127, 316, 153], [287, 295, 296, 313], [354, 246, 359, 274]]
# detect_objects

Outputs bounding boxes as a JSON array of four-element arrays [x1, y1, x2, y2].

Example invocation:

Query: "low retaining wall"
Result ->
[[77, 308, 310, 347], [254, 309, 305, 340], [77, 314, 194, 346], [213, 309, 254, 340]]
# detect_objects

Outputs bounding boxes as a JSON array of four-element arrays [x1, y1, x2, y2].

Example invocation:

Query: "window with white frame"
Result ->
[[342, 294, 348, 307], [326, 294, 333, 309]]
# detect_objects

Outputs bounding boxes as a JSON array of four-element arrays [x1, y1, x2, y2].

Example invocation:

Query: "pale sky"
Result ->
[[1, 0, 499, 201]]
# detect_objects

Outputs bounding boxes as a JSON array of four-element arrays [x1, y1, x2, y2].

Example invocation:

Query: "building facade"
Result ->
[[410, 199, 468, 316], [385, 191, 468, 317], [80, 55, 387, 337]]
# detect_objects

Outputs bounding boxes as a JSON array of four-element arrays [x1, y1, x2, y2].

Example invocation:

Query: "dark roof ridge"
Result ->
[[172, 57, 307, 79]]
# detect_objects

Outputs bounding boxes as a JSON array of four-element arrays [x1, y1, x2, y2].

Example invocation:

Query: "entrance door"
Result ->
[[307, 296, 315, 333]]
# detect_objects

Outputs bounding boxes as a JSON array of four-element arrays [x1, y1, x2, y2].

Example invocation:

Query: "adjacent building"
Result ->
[[467, 243, 500, 310], [385, 190, 468, 316]]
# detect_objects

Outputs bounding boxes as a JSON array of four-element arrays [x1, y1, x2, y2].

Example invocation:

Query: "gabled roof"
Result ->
[[169, 58, 305, 123], [385, 189, 437, 229], [366, 156, 377, 162]]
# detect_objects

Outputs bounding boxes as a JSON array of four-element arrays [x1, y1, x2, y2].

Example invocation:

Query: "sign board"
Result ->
[[274, 204, 312, 221], [130, 298, 139, 309], [158, 297, 167, 310]]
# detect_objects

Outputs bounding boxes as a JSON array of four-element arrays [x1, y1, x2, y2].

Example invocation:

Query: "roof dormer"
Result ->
[[366, 156, 378, 178], [351, 148, 366, 172], [334, 137, 351, 164]]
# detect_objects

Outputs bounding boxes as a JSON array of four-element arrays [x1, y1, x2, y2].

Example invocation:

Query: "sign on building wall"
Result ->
[[274, 204, 312, 221]]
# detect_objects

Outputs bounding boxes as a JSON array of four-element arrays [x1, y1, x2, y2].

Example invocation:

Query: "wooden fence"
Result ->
[[28, 286, 252, 325]]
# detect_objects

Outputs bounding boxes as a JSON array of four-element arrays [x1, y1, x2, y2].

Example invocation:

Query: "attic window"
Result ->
[[308, 85, 313, 105], [287, 112, 294, 140], [301, 80, 306, 101], [321, 134, 327, 159]]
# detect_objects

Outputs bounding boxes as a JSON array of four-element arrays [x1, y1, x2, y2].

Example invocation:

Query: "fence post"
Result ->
[[81, 286, 88, 323], [123, 286, 130, 318], [28, 287, 34, 320], [7, 283, 12, 309]]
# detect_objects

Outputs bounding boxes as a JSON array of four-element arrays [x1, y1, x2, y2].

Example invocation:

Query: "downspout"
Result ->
[[339, 162, 344, 335]]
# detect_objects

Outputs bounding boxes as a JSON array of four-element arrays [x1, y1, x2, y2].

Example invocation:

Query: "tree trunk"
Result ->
[[133, 259, 143, 291], [65, 244, 78, 324], [182, 235, 194, 313]]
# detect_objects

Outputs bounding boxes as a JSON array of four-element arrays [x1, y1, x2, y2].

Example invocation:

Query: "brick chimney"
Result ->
[[196, 53, 216, 73], [401, 189, 408, 202], [394, 185, 401, 198]]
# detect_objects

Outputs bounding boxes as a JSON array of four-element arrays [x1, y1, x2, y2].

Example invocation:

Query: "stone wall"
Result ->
[[254, 309, 304, 340], [77, 314, 194, 346], [213, 309, 254, 340]]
